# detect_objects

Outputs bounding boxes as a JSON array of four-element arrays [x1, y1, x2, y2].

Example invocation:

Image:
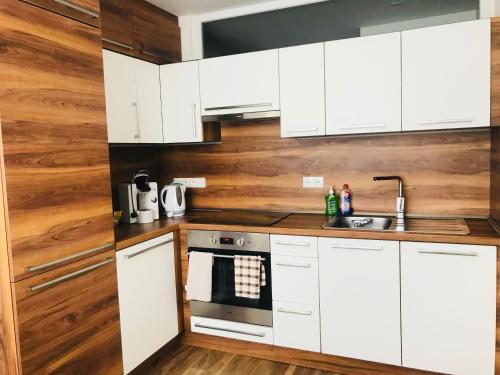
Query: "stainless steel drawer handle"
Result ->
[[339, 123, 386, 130], [418, 249, 478, 257], [52, 0, 99, 18], [102, 38, 133, 50], [417, 119, 473, 126], [27, 242, 114, 273], [277, 307, 313, 316], [330, 244, 383, 251], [275, 261, 311, 268], [204, 103, 272, 111], [125, 239, 173, 259], [194, 323, 266, 338], [286, 128, 319, 134], [30, 258, 114, 292], [274, 241, 311, 247]]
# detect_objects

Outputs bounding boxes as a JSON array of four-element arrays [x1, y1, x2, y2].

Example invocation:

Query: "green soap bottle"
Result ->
[[325, 186, 339, 216]]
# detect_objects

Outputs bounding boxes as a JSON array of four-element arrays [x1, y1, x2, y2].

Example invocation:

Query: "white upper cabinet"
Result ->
[[199, 50, 280, 116], [134, 59, 164, 143], [402, 19, 490, 131], [103, 50, 164, 143], [279, 43, 325, 137], [160, 61, 203, 143], [401, 242, 496, 375], [103, 50, 139, 143], [325, 32, 402, 135], [319, 238, 401, 366]]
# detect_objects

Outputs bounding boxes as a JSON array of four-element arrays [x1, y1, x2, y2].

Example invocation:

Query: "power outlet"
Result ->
[[303, 176, 324, 188], [173, 178, 206, 188]]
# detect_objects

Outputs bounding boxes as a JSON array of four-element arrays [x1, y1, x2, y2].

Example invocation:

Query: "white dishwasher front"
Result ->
[[116, 233, 179, 374]]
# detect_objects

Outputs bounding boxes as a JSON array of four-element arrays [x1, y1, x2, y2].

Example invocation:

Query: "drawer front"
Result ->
[[271, 235, 318, 257], [272, 255, 319, 305], [273, 302, 320, 352], [191, 316, 273, 345], [15, 250, 123, 374]]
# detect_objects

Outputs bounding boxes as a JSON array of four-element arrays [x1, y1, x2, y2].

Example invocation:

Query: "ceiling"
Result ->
[[146, 0, 281, 16]]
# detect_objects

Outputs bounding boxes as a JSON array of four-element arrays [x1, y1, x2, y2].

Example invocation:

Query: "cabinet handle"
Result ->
[[417, 119, 473, 126], [204, 103, 272, 111], [194, 323, 266, 337], [102, 38, 133, 51], [274, 241, 311, 247], [330, 244, 383, 251], [133, 102, 140, 139], [52, 0, 98, 18], [418, 249, 478, 257], [192, 103, 198, 138], [125, 239, 173, 259], [286, 128, 319, 134], [29, 258, 114, 292], [339, 123, 386, 130], [277, 307, 313, 316], [275, 261, 311, 268], [27, 242, 114, 273]]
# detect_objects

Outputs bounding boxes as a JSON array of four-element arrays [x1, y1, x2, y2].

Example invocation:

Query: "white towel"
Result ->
[[186, 252, 213, 302]]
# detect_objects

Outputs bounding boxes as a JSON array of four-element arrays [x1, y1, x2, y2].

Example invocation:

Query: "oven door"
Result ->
[[188, 247, 273, 326]]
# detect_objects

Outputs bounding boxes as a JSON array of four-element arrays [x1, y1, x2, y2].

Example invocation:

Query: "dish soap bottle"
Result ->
[[340, 183, 352, 216], [325, 186, 338, 216]]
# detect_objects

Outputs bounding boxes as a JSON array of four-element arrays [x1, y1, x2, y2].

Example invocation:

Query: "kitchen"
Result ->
[[0, 0, 499, 374]]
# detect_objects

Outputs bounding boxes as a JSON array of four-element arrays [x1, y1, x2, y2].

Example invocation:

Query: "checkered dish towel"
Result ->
[[234, 255, 266, 299]]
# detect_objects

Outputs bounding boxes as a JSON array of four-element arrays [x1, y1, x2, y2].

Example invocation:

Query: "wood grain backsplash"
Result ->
[[154, 120, 491, 217]]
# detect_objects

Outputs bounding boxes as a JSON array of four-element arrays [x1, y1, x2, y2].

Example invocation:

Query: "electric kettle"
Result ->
[[160, 183, 186, 217]]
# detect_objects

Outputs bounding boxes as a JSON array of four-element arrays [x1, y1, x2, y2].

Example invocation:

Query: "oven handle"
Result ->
[[194, 323, 266, 337]]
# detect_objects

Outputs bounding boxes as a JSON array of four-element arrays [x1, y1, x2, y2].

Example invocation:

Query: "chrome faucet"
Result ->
[[373, 176, 405, 232]]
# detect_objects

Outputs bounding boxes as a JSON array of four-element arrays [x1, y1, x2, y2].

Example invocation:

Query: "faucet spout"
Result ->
[[373, 176, 405, 231]]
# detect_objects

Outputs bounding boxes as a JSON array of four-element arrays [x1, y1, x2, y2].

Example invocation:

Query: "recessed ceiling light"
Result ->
[[390, 0, 404, 5]]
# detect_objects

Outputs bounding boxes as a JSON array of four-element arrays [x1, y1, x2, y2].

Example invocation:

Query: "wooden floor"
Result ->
[[137, 344, 336, 375]]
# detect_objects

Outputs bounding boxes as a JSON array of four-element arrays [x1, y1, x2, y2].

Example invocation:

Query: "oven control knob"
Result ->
[[236, 238, 245, 247], [209, 237, 217, 245]]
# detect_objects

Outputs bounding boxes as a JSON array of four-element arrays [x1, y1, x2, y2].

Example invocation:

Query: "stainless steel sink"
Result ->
[[322, 216, 393, 231]]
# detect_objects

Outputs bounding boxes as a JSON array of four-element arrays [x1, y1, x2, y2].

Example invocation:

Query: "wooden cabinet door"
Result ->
[[199, 50, 280, 116], [116, 234, 179, 373], [279, 43, 326, 138], [101, 0, 134, 56], [21, 0, 100, 27], [402, 20, 490, 131], [401, 242, 496, 375], [325, 32, 401, 135], [132, 0, 181, 64], [15, 250, 123, 374], [0, 1, 115, 281], [318, 238, 401, 366], [160, 61, 203, 143]]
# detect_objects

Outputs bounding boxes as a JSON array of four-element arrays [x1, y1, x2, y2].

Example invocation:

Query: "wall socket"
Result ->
[[173, 177, 206, 188], [303, 176, 324, 188]]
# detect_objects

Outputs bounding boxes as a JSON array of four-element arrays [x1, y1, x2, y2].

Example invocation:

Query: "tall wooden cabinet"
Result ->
[[0, 0, 122, 373]]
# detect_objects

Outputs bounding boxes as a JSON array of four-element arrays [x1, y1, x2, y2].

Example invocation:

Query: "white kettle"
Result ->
[[160, 183, 186, 218]]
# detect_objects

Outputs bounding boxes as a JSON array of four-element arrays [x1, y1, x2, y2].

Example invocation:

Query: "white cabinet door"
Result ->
[[103, 50, 139, 143], [270, 235, 318, 257], [402, 20, 490, 131], [325, 32, 401, 135], [401, 242, 496, 375], [116, 234, 179, 374], [279, 43, 325, 137], [199, 50, 280, 116], [318, 238, 401, 366], [273, 302, 320, 352], [134, 59, 163, 143], [160, 61, 203, 143]]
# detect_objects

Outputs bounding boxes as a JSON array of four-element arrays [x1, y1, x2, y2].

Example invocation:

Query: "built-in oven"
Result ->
[[187, 230, 272, 326]]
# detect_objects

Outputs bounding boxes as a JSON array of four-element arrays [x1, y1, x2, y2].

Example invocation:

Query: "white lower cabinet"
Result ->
[[318, 238, 401, 366], [116, 234, 179, 374], [401, 242, 496, 375]]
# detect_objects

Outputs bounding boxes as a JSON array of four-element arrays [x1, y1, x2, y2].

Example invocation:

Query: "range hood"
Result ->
[[201, 104, 280, 123]]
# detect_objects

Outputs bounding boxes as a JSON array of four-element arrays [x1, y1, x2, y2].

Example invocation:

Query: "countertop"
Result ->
[[114, 210, 500, 250]]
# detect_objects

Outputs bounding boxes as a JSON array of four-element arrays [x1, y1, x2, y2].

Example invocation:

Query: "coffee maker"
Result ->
[[119, 170, 159, 223]]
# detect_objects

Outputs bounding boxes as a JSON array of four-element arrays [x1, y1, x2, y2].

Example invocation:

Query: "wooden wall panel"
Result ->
[[492, 127, 500, 223], [157, 121, 491, 217]]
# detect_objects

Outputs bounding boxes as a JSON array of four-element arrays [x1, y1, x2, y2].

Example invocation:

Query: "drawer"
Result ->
[[272, 255, 319, 305], [271, 235, 318, 257], [191, 316, 273, 345], [273, 302, 320, 352]]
